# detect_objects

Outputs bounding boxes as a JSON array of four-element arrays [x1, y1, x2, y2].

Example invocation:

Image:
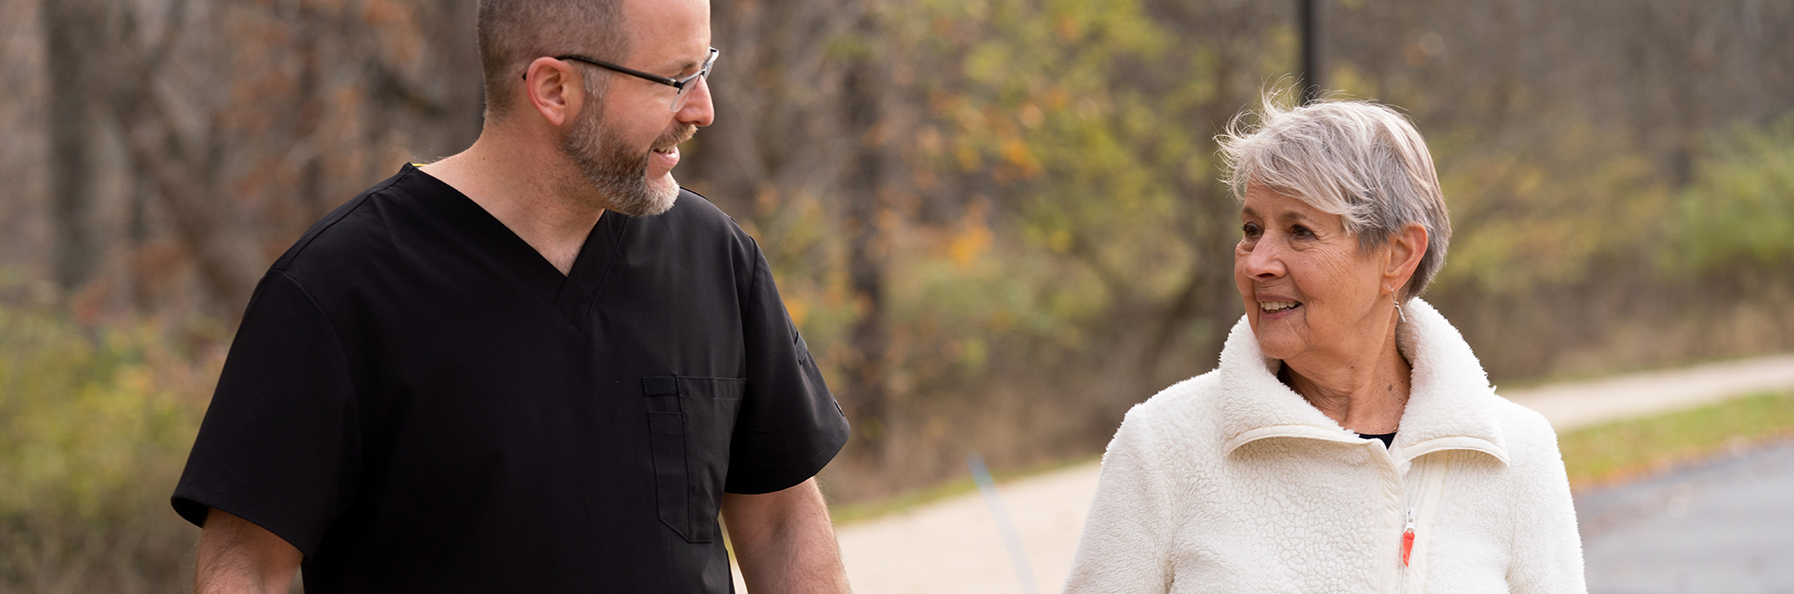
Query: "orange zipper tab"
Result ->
[[1401, 507, 1416, 566]]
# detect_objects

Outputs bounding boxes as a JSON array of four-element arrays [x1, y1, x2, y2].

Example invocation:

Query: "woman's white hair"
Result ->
[[1218, 93, 1453, 300]]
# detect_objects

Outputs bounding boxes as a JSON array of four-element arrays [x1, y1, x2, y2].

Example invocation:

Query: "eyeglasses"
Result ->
[[528, 47, 719, 111]]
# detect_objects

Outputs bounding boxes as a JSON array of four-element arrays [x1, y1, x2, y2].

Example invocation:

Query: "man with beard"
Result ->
[[169, 0, 852, 591]]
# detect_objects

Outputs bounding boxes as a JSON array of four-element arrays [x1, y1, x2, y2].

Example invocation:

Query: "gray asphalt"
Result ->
[[1576, 437, 1794, 594]]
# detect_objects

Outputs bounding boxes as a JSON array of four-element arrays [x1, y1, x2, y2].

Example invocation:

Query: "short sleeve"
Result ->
[[171, 269, 360, 559], [723, 247, 850, 494]]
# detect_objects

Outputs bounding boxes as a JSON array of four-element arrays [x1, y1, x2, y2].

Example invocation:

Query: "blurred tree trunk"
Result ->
[[116, 107, 259, 314], [841, 12, 893, 455], [293, 3, 330, 221], [36, 0, 485, 318], [42, 0, 103, 293], [427, 0, 486, 157], [103, 0, 260, 314], [1130, 0, 1275, 383], [686, 0, 851, 218], [360, 0, 484, 168]]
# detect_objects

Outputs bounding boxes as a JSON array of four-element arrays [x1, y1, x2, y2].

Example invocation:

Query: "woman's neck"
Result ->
[[1280, 316, 1412, 435]]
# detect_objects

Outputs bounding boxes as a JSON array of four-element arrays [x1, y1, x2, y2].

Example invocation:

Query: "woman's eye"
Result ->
[[1242, 223, 1262, 238], [1291, 225, 1315, 239]]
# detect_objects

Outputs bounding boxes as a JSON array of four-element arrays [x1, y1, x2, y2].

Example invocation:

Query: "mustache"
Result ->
[[652, 124, 697, 151]]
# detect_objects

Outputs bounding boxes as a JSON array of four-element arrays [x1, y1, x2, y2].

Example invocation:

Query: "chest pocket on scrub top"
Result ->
[[642, 376, 745, 543]]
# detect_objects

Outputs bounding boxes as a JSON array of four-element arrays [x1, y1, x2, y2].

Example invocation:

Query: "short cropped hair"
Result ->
[[1218, 95, 1453, 300], [478, 0, 628, 118]]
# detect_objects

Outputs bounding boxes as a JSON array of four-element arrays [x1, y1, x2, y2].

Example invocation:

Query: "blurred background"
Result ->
[[2, 0, 1793, 591]]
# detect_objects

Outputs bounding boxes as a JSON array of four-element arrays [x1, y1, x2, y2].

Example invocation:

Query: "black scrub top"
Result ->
[[172, 165, 849, 593]]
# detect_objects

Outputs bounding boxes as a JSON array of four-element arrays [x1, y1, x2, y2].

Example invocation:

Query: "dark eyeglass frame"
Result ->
[[525, 48, 719, 110]]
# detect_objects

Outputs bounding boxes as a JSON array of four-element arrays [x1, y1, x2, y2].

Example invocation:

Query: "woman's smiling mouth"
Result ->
[[1260, 300, 1300, 312]]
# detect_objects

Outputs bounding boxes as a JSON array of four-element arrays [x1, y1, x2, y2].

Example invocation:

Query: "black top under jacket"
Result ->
[[172, 165, 850, 593]]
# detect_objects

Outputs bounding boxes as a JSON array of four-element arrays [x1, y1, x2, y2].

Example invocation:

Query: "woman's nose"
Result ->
[[1239, 240, 1285, 279]]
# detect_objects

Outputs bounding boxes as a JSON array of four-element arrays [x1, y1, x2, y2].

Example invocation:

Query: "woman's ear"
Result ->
[[1384, 223, 1428, 295], [524, 57, 581, 128]]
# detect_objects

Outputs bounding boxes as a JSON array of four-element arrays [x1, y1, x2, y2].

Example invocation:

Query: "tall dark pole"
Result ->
[[1299, 0, 1323, 104]]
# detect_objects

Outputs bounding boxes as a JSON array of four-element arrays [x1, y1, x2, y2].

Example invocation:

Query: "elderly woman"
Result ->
[[1064, 99, 1586, 593]]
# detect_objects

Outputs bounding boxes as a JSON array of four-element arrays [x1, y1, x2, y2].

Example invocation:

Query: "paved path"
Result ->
[[1578, 437, 1794, 593], [1496, 353, 1794, 432], [753, 353, 1794, 594]]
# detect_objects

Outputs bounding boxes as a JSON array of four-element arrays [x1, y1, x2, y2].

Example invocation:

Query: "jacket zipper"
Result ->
[[1397, 453, 1428, 594], [1401, 506, 1416, 566], [1399, 452, 1454, 594]]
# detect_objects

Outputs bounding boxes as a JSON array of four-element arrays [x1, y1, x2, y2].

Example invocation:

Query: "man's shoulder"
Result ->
[[270, 166, 434, 285], [657, 188, 750, 237], [633, 187, 762, 261]]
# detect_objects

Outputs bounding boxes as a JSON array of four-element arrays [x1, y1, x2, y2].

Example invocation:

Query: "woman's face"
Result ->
[[1235, 185, 1396, 365]]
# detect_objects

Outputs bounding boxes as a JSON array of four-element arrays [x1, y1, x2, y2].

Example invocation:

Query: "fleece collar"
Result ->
[[1215, 299, 1510, 466]]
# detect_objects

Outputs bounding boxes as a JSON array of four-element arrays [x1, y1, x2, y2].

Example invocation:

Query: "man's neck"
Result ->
[[422, 130, 604, 276]]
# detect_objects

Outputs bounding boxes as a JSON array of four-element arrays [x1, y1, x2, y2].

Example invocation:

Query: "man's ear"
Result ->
[[524, 57, 582, 128], [1384, 222, 1428, 295]]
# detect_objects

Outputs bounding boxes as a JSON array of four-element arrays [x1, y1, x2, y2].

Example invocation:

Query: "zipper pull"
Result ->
[[1401, 506, 1416, 567]]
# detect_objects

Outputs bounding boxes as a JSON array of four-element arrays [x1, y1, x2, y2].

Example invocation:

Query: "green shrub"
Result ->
[[0, 305, 219, 593], [1665, 115, 1794, 275]]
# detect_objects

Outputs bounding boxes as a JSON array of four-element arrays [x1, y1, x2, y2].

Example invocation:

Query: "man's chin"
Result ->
[[608, 177, 678, 217], [642, 188, 678, 216], [642, 176, 680, 214]]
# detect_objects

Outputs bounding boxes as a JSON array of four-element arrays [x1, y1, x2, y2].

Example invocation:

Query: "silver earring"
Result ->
[[1394, 298, 1407, 323]]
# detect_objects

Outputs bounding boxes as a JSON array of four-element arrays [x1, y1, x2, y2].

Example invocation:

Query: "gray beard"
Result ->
[[562, 107, 679, 217]]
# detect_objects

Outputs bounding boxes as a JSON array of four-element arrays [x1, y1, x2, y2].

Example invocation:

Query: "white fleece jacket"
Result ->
[[1064, 299, 1587, 594]]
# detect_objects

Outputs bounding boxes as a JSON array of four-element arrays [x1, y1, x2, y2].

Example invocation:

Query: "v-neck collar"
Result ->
[[401, 164, 629, 329]]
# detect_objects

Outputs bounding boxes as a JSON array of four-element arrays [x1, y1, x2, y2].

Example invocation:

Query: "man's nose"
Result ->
[[677, 76, 715, 127]]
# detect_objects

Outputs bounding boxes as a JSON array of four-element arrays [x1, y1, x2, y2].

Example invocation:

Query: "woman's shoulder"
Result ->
[[1091, 371, 1233, 485], [1484, 395, 1569, 470], [1113, 371, 1228, 445]]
